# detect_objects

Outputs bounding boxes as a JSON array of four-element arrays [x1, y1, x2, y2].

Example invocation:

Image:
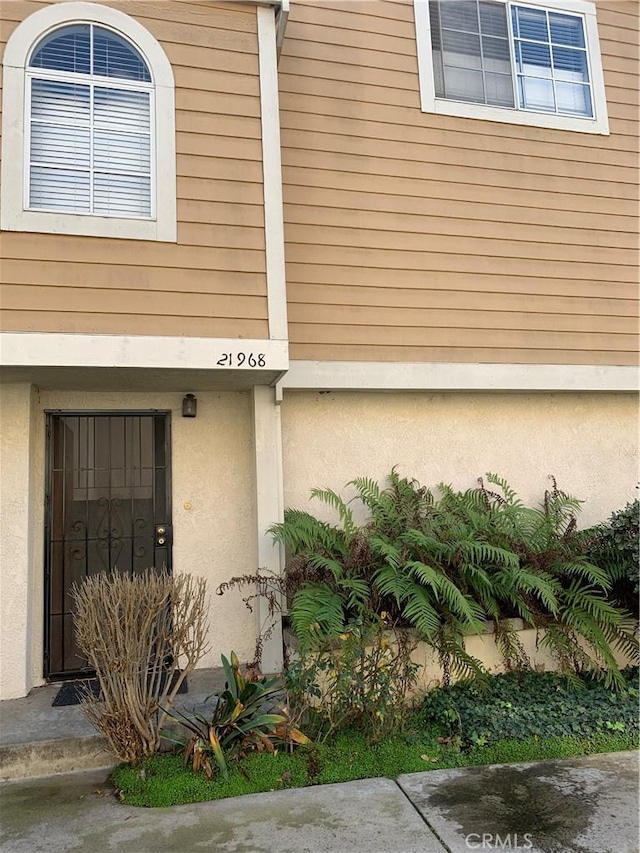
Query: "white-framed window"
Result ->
[[1, 2, 177, 241], [414, 0, 609, 134]]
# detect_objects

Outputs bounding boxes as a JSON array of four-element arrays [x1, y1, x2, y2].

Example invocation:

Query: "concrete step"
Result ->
[[0, 666, 228, 780], [0, 734, 116, 781]]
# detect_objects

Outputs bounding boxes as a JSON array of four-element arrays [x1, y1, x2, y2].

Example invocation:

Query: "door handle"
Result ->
[[155, 524, 172, 547]]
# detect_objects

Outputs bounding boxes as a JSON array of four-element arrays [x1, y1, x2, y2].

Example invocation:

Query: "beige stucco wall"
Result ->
[[0, 383, 38, 699], [1, 384, 637, 700], [281, 391, 639, 527], [0, 385, 260, 700], [412, 625, 635, 692]]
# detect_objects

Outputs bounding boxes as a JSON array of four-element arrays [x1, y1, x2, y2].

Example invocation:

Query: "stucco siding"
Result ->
[[281, 390, 639, 528], [0, 384, 260, 700], [0, 384, 38, 700]]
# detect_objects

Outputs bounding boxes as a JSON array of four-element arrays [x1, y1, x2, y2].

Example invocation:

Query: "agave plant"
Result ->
[[167, 652, 309, 780]]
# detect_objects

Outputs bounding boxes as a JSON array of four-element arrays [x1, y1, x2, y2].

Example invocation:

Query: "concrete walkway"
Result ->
[[1, 751, 638, 853], [398, 751, 639, 853]]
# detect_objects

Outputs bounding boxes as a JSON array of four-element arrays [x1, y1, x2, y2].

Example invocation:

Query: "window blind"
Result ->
[[429, 1, 593, 117], [430, 0, 515, 108], [27, 25, 152, 218]]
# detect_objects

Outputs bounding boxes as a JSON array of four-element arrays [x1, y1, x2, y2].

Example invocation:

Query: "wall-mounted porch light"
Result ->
[[182, 394, 197, 418]]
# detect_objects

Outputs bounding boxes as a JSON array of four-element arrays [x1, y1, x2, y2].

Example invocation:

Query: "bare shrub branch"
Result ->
[[72, 569, 210, 763]]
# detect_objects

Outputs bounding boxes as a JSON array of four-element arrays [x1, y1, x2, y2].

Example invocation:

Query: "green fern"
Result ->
[[270, 471, 637, 688], [309, 487, 356, 538], [289, 584, 346, 649], [494, 620, 531, 671], [269, 511, 349, 559]]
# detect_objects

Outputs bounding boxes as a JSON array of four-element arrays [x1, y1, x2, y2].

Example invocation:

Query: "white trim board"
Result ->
[[0, 332, 288, 372], [257, 5, 288, 342], [275, 0, 290, 59], [251, 385, 285, 673], [280, 361, 639, 393]]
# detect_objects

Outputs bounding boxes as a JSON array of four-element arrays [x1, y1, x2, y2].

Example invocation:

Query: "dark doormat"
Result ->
[[52, 679, 100, 707], [51, 673, 189, 707]]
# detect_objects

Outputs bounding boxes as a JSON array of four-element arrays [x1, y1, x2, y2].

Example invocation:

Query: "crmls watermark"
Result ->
[[465, 833, 534, 850]]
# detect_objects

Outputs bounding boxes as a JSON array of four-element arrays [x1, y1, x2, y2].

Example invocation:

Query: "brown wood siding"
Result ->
[[0, 1, 268, 339], [280, 0, 639, 366]]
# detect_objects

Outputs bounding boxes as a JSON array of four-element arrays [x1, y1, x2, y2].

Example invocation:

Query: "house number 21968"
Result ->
[[216, 353, 266, 367]]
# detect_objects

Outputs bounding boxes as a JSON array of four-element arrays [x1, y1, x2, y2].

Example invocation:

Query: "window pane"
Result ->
[[25, 23, 158, 222], [552, 46, 589, 82], [482, 35, 511, 74], [94, 88, 150, 131], [516, 41, 552, 78], [94, 130, 151, 174], [556, 81, 592, 116], [30, 167, 90, 211], [430, 0, 513, 106], [485, 72, 515, 107], [93, 27, 151, 81], [432, 53, 446, 97], [440, 1, 480, 33], [31, 80, 90, 124], [29, 25, 90, 74], [430, 1, 442, 51], [549, 12, 585, 47], [94, 173, 151, 217], [479, 1, 509, 38], [512, 6, 549, 42], [518, 75, 555, 111], [444, 67, 485, 102], [430, 3, 446, 97], [430, 1, 593, 120], [31, 124, 90, 168], [442, 30, 482, 70]]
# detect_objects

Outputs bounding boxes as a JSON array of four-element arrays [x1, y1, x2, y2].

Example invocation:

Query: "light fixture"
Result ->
[[182, 394, 197, 418]]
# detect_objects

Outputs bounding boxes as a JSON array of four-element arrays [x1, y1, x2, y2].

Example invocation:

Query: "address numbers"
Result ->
[[216, 352, 266, 367]]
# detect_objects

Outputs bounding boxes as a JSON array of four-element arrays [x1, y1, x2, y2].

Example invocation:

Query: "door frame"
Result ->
[[43, 409, 172, 680]]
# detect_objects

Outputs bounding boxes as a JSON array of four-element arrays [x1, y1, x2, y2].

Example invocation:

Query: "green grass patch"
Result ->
[[113, 727, 638, 807], [113, 751, 308, 808], [464, 731, 638, 766], [113, 668, 639, 807]]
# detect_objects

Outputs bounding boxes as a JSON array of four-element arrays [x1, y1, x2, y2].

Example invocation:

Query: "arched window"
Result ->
[[1, 3, 176, 241]]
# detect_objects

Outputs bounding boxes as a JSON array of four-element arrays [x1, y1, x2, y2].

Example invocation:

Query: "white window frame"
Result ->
[[414, 0, 609, 135], [1, 2, 177, 241]]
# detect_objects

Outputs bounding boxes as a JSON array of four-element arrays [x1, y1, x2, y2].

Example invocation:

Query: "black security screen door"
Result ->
[[45, 412, 172, 678]]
